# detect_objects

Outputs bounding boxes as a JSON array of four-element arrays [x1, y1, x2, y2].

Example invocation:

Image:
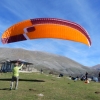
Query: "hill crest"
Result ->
[[0, 47, 93, 74]]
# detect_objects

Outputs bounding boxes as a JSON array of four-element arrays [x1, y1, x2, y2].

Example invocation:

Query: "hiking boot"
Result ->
[[9, 88, 12, 90], [15, 88, 18, 90]]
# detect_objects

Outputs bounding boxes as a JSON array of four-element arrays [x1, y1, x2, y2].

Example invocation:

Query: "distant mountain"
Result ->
[[0, 47, 94, 75], [92, 64, 100, 70]]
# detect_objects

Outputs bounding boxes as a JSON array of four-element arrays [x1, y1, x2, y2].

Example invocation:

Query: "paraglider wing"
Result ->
[[1, 18, 91, 46]]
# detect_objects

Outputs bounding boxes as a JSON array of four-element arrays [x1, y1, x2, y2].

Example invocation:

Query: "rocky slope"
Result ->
[[0, 47, 93, 75]]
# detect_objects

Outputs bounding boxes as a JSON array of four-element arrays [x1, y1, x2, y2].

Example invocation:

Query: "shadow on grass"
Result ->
[[0, 88, 11, 91], [0, 78, 45, 82]]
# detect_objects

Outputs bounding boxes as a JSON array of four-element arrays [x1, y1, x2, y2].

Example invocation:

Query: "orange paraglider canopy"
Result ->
[[1, 18, 91, 46]]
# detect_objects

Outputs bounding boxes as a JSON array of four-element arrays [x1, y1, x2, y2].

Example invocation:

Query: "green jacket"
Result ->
[[12, 65, 22, 77]]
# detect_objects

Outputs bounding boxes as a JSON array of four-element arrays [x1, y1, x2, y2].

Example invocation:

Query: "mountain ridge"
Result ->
[[0, 47, 94, 75], [92, 64, 100, 70]]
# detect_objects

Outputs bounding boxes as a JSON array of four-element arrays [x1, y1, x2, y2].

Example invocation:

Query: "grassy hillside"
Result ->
[[0, 72, 100, 100]]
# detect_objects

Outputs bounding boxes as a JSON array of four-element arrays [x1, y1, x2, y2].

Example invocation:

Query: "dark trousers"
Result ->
[[10, 76, 19, 89]]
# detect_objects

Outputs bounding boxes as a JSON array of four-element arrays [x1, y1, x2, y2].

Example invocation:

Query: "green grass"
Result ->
[[0, 72, 100, 100]]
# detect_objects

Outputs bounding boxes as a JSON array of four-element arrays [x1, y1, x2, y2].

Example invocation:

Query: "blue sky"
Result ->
[[0, 0, 100, 67]]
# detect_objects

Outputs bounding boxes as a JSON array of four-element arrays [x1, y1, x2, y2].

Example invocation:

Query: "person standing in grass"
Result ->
[[10, 62, 23, 90], [98, 72, 100, 82], [41, 68, 43, 74], [85, 72, 88, 80]]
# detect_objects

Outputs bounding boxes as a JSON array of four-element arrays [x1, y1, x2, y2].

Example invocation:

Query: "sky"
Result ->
[[0, 0, 100, 67]]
